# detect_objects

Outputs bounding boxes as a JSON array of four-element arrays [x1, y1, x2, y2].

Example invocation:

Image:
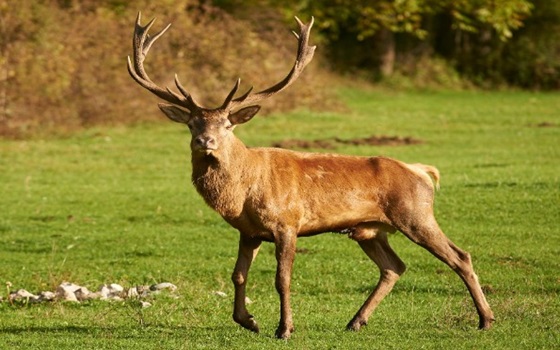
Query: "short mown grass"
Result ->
[[1, 89, 559, 349]]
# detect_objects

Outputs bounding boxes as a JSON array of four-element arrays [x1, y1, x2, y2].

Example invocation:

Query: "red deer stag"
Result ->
[[127, 13, 494, 339]]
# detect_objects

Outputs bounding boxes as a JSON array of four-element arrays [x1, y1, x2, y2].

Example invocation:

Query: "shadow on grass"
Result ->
[[0, 324, 269, 348], [0, 325, 100, 335], [342, 283, 467, 296], [0, 323, 242, 337]]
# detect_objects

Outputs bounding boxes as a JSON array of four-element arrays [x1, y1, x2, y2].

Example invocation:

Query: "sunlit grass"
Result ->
[[0, 89, 558, 349]]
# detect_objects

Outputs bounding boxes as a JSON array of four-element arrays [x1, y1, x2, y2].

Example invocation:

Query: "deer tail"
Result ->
[[410, 163, 440, 191]]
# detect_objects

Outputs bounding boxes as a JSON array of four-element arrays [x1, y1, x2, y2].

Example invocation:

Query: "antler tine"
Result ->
[[223, 16, 316, 111], [128, 12, 202, 112], [295, 16, 314, 61], [237, 85, 254, 101], [174, 74, 202, 108], [221, 78, 241, 109]]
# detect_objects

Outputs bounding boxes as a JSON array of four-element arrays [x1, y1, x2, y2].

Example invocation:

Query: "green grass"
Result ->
[[1, 89, 559, 349]]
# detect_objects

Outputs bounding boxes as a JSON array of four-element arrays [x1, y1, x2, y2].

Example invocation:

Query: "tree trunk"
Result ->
[[373, 27, 395, 77]]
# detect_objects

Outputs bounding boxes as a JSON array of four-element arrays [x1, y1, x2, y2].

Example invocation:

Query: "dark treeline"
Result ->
[[0, 0, 558, 137], [220, 0, 559, 89]]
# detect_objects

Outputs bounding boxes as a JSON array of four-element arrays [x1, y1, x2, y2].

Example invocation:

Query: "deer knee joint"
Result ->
[[461, 251, 472, 264], [381, 268, 403, 282], [232, 271, 245, 286], [394, 260, 407, 276]]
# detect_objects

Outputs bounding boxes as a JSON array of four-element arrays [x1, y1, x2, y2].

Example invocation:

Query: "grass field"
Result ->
[[1, 89, 559, 349]]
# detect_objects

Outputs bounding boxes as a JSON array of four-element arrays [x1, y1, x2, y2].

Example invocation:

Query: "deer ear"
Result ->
[[158, 103, 192, 124], [229, 105, 261, 125]]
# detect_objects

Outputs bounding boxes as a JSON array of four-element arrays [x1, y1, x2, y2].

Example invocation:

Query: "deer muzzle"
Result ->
[[193, 135, 218, 152]]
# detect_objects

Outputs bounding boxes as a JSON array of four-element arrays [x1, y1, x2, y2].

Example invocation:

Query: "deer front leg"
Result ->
[[232, 235, 261, 333], [274, 231, 297, 339]]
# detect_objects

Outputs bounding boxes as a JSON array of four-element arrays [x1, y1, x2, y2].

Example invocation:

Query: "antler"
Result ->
[[128, 13, 315, 113], [220, 16, 316, 111], [127, 12, 202, 112]]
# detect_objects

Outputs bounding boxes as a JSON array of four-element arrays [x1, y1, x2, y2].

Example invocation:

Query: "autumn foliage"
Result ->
[[0, 1, 335, 138]]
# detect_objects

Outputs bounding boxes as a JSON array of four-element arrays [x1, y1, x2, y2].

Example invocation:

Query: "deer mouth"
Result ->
[[203, 149, 216, 155], [192, 145, 218, 155]]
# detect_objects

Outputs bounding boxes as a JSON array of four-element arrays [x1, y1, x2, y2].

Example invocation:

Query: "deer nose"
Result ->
[[194, 135, 217, 150]]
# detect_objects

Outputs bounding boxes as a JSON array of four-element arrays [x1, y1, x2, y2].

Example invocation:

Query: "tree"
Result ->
[[266, 0, 533, 78]]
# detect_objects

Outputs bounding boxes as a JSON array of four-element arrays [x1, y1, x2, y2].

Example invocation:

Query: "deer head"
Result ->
[[127, 12, 315, 156]]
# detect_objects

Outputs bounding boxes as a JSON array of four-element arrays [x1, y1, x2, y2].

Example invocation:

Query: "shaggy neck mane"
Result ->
[[191, 137, 252, 219]]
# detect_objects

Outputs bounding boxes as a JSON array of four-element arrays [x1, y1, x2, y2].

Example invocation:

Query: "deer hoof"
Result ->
[[478, 317, 495, 330], [346, 317, 367, 332], [234, 314, 260, 333], [275, 325, 294, 339], [243, 318, 260, 333]]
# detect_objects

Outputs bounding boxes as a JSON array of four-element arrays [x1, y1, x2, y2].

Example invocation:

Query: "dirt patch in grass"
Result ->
[[533, 121, 557, 128], [272, 135, 422, 150]]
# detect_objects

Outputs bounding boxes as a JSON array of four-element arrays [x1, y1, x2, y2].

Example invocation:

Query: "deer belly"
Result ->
[[297, 192, 384, 235]]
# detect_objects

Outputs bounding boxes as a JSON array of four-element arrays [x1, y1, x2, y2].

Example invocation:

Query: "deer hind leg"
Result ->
[[399, 218, 495, 329], [347, 223, 406, 331], [231, 235, 261, 333]]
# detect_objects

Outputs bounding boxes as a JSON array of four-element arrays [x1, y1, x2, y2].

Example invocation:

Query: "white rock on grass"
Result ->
[[150, 282, 177, 292], [97, 283, 125, 299], [75, 287, 93, 301], [127, 286, 139, 298], [98, 284, 111, 299], [9, 289, 39, 303], [108, 283, 124, 294], [56, 285, 79, 302], [126, 285, 151, 299], [39, 291, 56, 302], [4, 281, 178, 305], [55, 282, 89, 302]]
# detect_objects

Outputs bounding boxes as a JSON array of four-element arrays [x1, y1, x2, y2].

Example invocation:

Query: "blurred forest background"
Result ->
[[1, 0, 558, 138]]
